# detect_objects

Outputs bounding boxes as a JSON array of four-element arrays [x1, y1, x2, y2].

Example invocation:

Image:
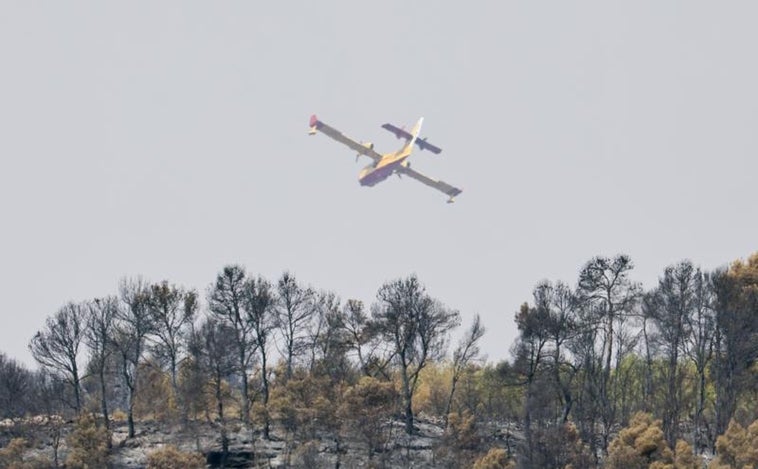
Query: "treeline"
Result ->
[[1, 253, 757, 468], [510, 252, 758, 467], [3, 268, 482, 465]]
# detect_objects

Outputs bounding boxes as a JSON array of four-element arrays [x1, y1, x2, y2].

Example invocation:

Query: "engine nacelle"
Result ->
[[356, 142, 375, 160]]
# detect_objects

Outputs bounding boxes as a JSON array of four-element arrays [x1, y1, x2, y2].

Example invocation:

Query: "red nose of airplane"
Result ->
[[309, 114, 318, 127]]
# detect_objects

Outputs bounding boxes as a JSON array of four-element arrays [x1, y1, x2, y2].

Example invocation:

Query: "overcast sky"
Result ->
[[1, 2, 756, 367]]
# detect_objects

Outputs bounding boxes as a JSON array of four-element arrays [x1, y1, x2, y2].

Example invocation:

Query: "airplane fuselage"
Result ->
[[358, 149, 411, 186], [308, 114, 461, 202], [359, 160, 400, 186]]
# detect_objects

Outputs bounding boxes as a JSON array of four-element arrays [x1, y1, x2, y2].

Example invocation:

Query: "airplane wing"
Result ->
[[397, 165, 462, 202], [381, 123, 443, 154], [310, 115, 382, 163]]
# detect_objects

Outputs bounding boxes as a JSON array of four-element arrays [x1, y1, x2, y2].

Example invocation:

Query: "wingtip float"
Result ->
[[308, 115, 462, 203]]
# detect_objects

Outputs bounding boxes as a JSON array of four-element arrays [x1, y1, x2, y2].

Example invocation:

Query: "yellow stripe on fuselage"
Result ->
[[376, 144, 413, 170]]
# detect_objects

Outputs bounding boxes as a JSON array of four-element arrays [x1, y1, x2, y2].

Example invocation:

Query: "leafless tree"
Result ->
[[576, 254, 640, 452], [541, 281, 581, 424], [181, 326, 209, 423], [341, 299, 392, 378], [638, 291, 658, 412], [648, 260, 698, 447], [85, 296, 118, 431], [242, 275, 276, 439], [113, 277, 154, 438], [372, 275, 460, 434], [29, 302, 86, 414], [198, 317, 237, 461], [33, 370, 67, 466], [147, 281, 198, 408], [208, 265, 256, 424], [0, 352, 35, 420], [445, 313, 485, 424], [685, 268, 715, 451], [275, 272, 315, 379], [512, 301, 551, 466], [308, 290, 351, 379]]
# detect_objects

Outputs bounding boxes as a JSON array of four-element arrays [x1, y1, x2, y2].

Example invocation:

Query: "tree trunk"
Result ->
[[401, 365, 414, 434], [99, 365, 110, 434], [72, 362, 81, 414], [122, 356, 137, 438], [127, 399, 136, 439], [239, 343, 250, 424], [261, 350, 270, 439], [215, 375, 225, 421], [404, 391, 414, 435], [286, 334, 294, 379], [170, 355, 179, 402], [444, 375, 459, 426], [664, 351, 680, 447], [715, 356, 737, 441], [694, 363, 706, 450]]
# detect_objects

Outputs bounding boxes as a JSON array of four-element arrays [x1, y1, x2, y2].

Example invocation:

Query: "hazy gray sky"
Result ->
[[2, 2, 756, 367]]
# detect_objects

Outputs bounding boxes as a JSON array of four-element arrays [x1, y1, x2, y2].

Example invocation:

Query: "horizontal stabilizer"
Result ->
[[381, 123, 442, 154]]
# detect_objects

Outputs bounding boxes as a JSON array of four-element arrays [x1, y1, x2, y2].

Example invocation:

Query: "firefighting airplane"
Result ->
[[308, 115, 462, 203]]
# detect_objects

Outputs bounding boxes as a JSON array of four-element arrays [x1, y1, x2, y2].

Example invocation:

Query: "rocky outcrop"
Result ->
[[2, 415, 477, 468]]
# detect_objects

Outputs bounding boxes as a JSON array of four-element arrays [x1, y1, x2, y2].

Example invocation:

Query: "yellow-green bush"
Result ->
[[146, 445, 205, 469], [134, 363, 176, 422], [0, 438, 34, 469], [111, 408, 128, 422], [710, 419, 758, 468], [434, 411, 481, 467], [472, 447, 515, 469], [66, 413, 110, 469], [338, 376, 398, 458], [673, 439, 702, 469], [413, 362, 453, 417], [606, 412, 674, 469]]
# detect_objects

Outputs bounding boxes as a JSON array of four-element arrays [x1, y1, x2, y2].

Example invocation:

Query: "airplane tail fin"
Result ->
[[408, 117, 424, 146], [398, 117, 423, 156]]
